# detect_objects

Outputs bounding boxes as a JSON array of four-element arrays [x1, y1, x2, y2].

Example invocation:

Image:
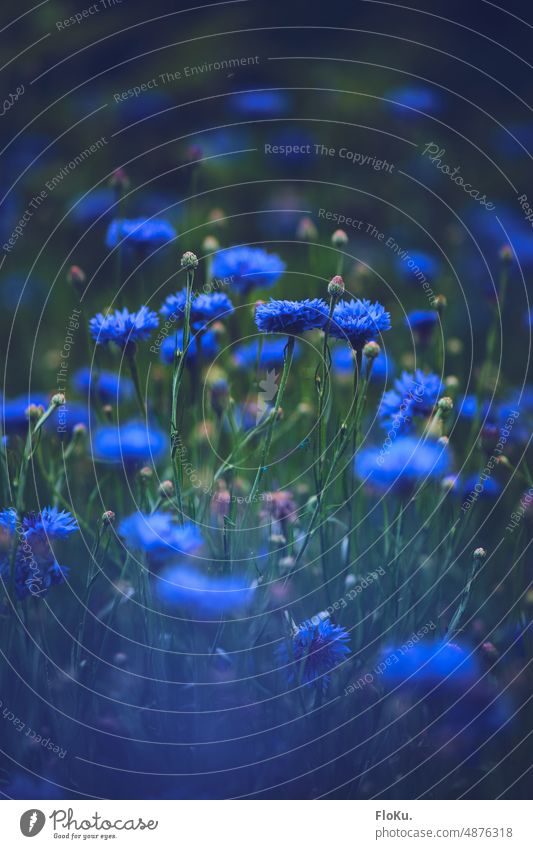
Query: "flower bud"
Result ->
[[499, 244, 513, 263], [202, 235, 219, 253], [180, 251, 198, 270], [185, 144, 203, 164], [437, 396, 453, 413], [139, 466, 153, 481], [26, 404, 44, 422], [363, 341, 380, 360], [51, 393, 66, 407], [67, 265, 86, 287], [473, 547, 487, 560], [208, 207, 225, 226], [102, 510, 115, 525], [431, 294, 447, 311], [158, 480, 174, 499], [296, 216, 318, 241], [331, 229, 348, 247], [328, 275, 345, 298], [109, 168, 130, 191]]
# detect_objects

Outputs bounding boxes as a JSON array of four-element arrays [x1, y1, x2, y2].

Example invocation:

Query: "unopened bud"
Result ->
[[363, 341, 380, 360], [431, 294, 447, 311], [328, 275, 345, 298], [109, 168, 130, 191], [296, 216, 318, 241], [437, 396, 453, 413], [499, 244, 513, 263], [67, 265, 86, 287], [51, 393, 65, 407], [158, 480, 174, 498], [331, 229, 348, 247], [202, 235, 220, 253], [139, 466, 153, 480], [26, 404, 44, 422], [473, 547, 487, 560], [102, 510, 115, 525], [181, 251, 198, 270]]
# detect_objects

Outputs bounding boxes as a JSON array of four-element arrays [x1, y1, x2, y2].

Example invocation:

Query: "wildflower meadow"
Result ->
[[0, 0, 531, 822]]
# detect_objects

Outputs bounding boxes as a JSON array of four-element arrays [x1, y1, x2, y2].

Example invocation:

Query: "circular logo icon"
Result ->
[[20, 809, 46, 837]]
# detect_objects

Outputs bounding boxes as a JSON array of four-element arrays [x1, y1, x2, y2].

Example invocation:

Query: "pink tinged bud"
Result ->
[[328, 275, 345, 298], [331, 229, 348, 247]]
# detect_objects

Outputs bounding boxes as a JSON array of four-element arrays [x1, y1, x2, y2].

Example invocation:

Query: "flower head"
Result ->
[[328, 298, 391, 349], [189, 292, 234, 325], [212, 246, 285, 294], [159, 328, 219, 365], [93, 420, 166, 465], [255, 298, 327, 334], [89, 306, 159, 348], [106, 218, 176, 250], [405, 310, 439, 345], [155, 563, 255, 618], [379, 369, 444, 433], [233, 337, 301, 370], [277, 618, 350, 691], [119, 511, 203, 566], [23, 506, 79, 540], [355, 436, 450, 494], [0, 506, 78, 600], [73, 367, 134, 404]]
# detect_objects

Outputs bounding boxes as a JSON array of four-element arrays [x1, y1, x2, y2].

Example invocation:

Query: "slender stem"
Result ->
[[125, 345, 146, 419], [242, 336, 295, 528], [170, 268, 195, 524]]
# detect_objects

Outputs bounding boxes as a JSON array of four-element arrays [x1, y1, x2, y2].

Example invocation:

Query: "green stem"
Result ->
[[242, 336, 295, 529]]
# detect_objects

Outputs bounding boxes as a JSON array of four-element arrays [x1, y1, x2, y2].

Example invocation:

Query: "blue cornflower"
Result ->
[[229, 90, 290, 115], [396, 251, 440, 281], [159, 328, 219, 365], [277, 618, 350, 691], [156, 563, 255, 618], [190, 292, 234, 325], [93, 420, 166, 465], [160, 288, 188, 320], [0, 506, 78, 600], [1, 394, 49, 434], [328, 298, 391, 350], [255, 298, 327, 334], [23, 507, 79, 540], [379, 370, 444, 432], [119, 512, 203, 565], [73, 367, 134, 404], [211, 246, 285, 294], [89, 306, 159, 348], [462, 474, 502, 501], [355, 436, 450, 493], [385, 85, 442, 116], [71, 188, 115, 224], [332, 344, 394, 382], [381, 641, 478, 689], [233, 337, 302, 369], [105, 217, 176, 250], [405, 310, 439, 345]]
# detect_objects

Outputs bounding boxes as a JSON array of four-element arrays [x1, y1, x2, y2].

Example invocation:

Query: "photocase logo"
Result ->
[[20, 809, 46, 837], [256, 369, 278, 423]]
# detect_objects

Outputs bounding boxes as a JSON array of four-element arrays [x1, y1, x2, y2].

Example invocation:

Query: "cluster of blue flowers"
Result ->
[[379, 369, 444, 432], [89, 306, 159, 349], [0, 506, 79, 600]]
